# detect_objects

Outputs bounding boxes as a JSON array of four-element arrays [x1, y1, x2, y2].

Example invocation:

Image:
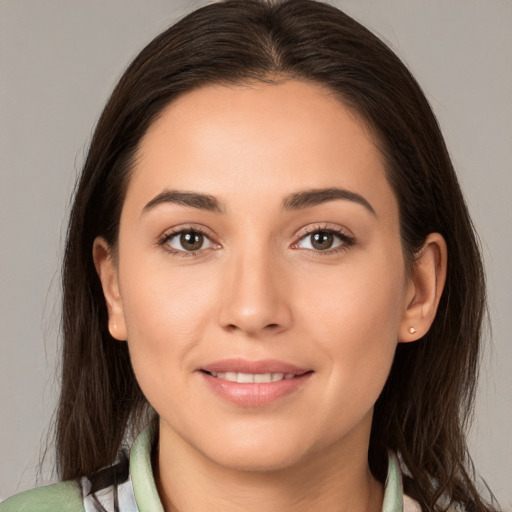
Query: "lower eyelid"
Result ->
[[170, 234, 213, 251], [159, 227, 217, 253]]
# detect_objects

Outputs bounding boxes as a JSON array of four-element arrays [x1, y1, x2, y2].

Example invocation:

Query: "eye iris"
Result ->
[[180, 231, 203, 251], [311, 231, 334, 250]]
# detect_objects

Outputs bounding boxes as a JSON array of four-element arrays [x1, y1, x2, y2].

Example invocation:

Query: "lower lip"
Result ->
[[200, 372, 312, 407]]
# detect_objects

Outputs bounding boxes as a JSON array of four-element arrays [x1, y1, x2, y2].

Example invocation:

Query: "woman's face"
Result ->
[[99, 80, 417, 471]]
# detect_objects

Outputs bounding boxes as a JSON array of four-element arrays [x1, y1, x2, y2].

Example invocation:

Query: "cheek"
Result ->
[[300, 249, 406, 335], [117, 252, 220, 391], [295, 247, 406, 397]]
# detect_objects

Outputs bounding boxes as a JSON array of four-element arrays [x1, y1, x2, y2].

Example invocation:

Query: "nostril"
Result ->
[[224, 322, 280, 333]]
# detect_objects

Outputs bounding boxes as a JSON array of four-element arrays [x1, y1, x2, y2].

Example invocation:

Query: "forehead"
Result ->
[[127, 80, 396, 219]]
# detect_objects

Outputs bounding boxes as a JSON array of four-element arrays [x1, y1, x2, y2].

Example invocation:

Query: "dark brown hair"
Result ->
[[57, 1, 497, 510]]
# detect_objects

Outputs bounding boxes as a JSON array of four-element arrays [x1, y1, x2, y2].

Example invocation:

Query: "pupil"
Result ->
[[180, 232, 203, 251], [311, 232, 333, 250]]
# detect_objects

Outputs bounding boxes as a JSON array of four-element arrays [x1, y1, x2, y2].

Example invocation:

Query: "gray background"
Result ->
[[1, 0, 511, 507]]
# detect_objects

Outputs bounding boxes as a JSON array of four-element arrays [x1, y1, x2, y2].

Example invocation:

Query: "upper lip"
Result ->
[[200, 358, 310, 375]]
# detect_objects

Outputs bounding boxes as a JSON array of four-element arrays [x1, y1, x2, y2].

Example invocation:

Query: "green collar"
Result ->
[[130, 424, 403, 512], [129, 423, 164, 512]]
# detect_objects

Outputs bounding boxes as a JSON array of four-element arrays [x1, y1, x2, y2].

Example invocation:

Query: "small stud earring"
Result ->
[[409, 327, 416, 334]]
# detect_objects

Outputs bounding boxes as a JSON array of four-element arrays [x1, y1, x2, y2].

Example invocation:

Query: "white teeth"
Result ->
[[209, 371, 295, 383], [237, 372, 254, 383], [226, 372, 237, 381], [254, 373, 272, 383]]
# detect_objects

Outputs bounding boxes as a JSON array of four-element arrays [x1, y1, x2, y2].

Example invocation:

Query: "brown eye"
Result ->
[[311, 232, 334, 250], [296, 229, 350, 252], [166, 229, 214, 253], [180, 231, 204, 251]]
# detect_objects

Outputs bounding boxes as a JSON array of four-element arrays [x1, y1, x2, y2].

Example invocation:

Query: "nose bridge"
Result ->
[[218, 235, 291, 336]]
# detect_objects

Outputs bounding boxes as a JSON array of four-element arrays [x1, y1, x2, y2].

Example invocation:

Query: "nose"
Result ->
[[217, 246, 293, 337]]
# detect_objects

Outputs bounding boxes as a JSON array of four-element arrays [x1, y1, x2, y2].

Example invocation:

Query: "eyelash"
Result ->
[[292, 224, 356, 257], [158, 224, 356, 257], [158, 225, 217, 257]]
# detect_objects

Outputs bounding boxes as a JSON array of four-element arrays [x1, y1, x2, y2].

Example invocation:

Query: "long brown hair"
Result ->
[[57, 1, 497, 510]]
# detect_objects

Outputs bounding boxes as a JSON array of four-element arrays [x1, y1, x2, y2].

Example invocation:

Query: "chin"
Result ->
[[192, 428, 311, 473], [208, 446, 306, 473]]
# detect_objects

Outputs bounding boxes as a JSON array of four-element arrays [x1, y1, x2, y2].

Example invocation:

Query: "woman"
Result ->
[[0, 0, 500, 511]]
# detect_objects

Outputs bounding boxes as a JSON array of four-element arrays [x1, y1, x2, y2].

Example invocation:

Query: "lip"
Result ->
[[198, 358, 313, 407], [201, 358, 309, 375]]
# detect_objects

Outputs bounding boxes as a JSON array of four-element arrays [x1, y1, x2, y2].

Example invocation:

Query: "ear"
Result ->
[[398, 233, 447, 343], [92, 236, 128, 341]]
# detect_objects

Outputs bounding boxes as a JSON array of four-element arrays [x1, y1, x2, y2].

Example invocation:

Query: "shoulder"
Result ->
[[0, 481, 85, 512]]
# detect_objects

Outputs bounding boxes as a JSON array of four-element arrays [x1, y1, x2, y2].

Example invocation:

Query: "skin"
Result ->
[[94, 80, 447, 512]]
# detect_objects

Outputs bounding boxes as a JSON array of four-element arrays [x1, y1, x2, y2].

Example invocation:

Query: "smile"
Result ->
[[206, 371, 301, 383], [199, 359, 313, 407]]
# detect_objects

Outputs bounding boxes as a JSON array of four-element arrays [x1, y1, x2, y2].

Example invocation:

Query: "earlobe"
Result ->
[[92, 237, 128, 341], [398, 233, 447, 343]]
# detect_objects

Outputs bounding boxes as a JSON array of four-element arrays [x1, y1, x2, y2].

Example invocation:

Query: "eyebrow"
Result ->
[[142, 190, 224, 215], [141, 186, 376, 217], [282, 187, 376, 216]]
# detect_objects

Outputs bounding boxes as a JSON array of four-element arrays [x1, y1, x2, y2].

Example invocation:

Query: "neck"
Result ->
[[155, 419, 383, 512]]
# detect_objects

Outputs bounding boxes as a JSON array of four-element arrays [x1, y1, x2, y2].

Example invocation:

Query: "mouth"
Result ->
[[201, 370, 309, 383], [198, 359, 313, 406]]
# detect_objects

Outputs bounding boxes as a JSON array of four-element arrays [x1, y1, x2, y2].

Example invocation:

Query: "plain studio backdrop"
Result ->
[[0, 0, 511, 507]]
